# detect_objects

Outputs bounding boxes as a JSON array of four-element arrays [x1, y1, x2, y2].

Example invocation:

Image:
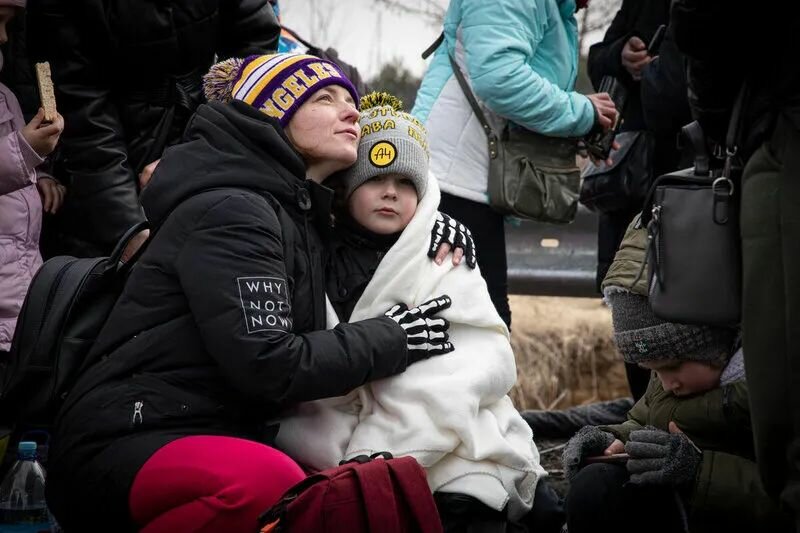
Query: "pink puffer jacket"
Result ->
[[0, 81, 45, 351]]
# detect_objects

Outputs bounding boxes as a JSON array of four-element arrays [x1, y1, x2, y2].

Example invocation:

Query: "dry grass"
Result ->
[[509, 295, 630, 411]]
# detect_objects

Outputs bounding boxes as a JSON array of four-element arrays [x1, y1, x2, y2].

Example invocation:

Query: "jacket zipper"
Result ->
[[132, 401, 144, 426]]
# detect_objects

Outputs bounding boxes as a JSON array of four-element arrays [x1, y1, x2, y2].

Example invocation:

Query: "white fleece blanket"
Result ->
[[275, 175, 545, 519]]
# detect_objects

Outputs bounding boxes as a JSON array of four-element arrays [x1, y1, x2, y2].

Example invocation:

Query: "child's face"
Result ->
[[348, 173, 418, 234], [0, 7, 15, 45], [641, 360, 723, 396]]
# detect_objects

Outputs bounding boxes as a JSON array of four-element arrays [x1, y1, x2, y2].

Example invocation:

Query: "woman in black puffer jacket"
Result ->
[[46, 53, 454, 533]]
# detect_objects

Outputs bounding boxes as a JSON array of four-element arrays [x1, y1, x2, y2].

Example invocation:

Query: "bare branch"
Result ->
[[373, 0, 447, 26]]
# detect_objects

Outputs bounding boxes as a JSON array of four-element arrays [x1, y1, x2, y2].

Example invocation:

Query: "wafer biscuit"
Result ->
[[35, 62, 57, 122]]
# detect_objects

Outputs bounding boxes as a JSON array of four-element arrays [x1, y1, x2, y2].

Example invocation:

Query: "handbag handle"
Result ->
[[447, 54, 500, 160]]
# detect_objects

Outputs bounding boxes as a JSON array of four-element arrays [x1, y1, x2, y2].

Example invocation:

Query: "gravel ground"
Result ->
[[537, 437, 569, 498]]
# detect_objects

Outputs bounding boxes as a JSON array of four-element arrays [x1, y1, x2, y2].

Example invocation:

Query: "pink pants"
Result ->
[[129, 435, 305, 533]]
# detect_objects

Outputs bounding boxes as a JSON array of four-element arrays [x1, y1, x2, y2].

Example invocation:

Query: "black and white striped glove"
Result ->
[[384, 295, 454, 363], [428, 212, 477, 269]]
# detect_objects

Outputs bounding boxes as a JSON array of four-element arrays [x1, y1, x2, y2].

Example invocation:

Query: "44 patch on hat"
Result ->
[[369, 141, 397, 167]]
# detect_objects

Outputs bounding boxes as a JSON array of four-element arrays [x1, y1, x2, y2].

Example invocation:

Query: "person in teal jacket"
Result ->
[[412, 0, 616, 328]]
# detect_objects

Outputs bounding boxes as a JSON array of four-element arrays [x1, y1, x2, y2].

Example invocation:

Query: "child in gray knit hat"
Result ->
[[325, 92, 432, 321], [561, 218, 790, 533], [340, 92, 430, 234]]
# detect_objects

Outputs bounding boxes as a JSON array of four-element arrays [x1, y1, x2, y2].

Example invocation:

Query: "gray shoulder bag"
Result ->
[[639, 85, 748, 326], [448, 54, 581, 224]]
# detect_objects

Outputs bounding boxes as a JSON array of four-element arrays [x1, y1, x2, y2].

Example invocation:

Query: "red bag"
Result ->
[[259, 453, 443, 533]]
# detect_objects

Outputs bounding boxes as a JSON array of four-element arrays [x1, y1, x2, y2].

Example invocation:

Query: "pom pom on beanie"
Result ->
[[202, 57, 245, 103]]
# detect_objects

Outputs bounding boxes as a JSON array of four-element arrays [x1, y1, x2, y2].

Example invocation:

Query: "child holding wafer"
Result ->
[[0, 0, 65, 355]]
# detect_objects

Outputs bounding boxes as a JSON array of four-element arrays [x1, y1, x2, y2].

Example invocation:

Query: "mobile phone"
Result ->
[[647, 24, 667, 56], [584, 75, 628, 160], [584, 453, 630, 464]]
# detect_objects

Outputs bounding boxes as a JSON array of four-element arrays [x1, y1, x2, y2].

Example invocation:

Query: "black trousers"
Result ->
[[439, 192, 511, 329], [436, 478, 564, 533], [741, 114, 800, 529], [565, 463, 684, 533]]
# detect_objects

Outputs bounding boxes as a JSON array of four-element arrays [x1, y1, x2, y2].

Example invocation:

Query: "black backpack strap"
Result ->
[[5, 256, 73, 367], [109, 220, 151, 267]]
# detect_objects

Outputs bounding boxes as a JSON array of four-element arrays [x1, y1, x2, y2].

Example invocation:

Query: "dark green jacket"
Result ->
[[603, 374, 789, 531]]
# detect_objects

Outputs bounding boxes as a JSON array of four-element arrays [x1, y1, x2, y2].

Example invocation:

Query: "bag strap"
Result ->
[[353, 458, 402, 533], [386, 457, 443, 533], [447, 54, 499, 159], [108, 220, 150, 267], [421, 32, 444, 59], [722, 84, 749, 180], [447, 54, 495, 140], [257, 472, 330, 527], [726, 84, 749, 154]]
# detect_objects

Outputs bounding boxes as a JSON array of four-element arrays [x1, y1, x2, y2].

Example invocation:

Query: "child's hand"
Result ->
[[625, 426, 702, 487], [139, 158, 160, 189], [604, 439, 625, 455], [22, 108, 64, 158], [561, 426, 615, 480], [429, 212, 476, 269], [37, 177, 66, 214]]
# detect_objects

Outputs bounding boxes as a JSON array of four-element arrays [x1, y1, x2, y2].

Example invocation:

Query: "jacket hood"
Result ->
[[141, 100, 310, 229]]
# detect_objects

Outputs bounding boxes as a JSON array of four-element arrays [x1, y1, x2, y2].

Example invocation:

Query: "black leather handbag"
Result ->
[[639, 87, 747, 327], [579, 130, 654, 214]]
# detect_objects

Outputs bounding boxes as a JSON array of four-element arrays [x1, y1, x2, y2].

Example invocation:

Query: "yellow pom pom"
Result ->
[[359, 91, 404, 112], [203, 57, 245, 103]]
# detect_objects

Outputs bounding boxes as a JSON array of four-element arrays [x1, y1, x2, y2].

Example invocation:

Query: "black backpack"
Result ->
[[0, 222, 148, 434]]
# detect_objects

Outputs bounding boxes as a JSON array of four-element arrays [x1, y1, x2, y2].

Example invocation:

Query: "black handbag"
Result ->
[[579, 130, 654, 214], [639, 87, 747, 326], [449, 55, 581, 224]]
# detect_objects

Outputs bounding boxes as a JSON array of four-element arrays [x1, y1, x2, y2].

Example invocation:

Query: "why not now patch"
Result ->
[[237, 276, 293, 334]]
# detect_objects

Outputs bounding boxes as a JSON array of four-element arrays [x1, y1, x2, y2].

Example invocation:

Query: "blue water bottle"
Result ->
[[0, 441, 51, 532]]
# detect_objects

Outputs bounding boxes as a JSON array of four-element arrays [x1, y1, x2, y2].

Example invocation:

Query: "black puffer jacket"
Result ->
[[670, 1, 800, 158], [46, 101, 409, 531], [326, 217, 398, 322], [27, 0, 279, 257]]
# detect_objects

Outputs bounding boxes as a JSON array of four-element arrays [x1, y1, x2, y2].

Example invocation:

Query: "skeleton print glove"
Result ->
[[385, 295, 454, 363], [429, 212, 477, 269]]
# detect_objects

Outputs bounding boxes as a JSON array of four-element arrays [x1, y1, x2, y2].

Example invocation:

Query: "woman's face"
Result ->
[[285, 85, 360, 181]]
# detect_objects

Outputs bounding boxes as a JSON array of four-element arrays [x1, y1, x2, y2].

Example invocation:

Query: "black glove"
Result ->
[[561, 425, 616, 480], [385, 295, 454, 363], [428, 212, 477, 269], [625, 427, 702, 487]]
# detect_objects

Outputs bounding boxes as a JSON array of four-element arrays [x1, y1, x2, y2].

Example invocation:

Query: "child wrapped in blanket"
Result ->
[[276, 93, 560, 531]]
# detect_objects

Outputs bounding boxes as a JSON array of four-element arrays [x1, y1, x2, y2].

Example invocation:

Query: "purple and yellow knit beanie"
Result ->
[[203, 53, 359, 127]]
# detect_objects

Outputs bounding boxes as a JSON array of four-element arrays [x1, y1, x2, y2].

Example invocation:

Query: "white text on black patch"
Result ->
[[237, 276, 293, 333]]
